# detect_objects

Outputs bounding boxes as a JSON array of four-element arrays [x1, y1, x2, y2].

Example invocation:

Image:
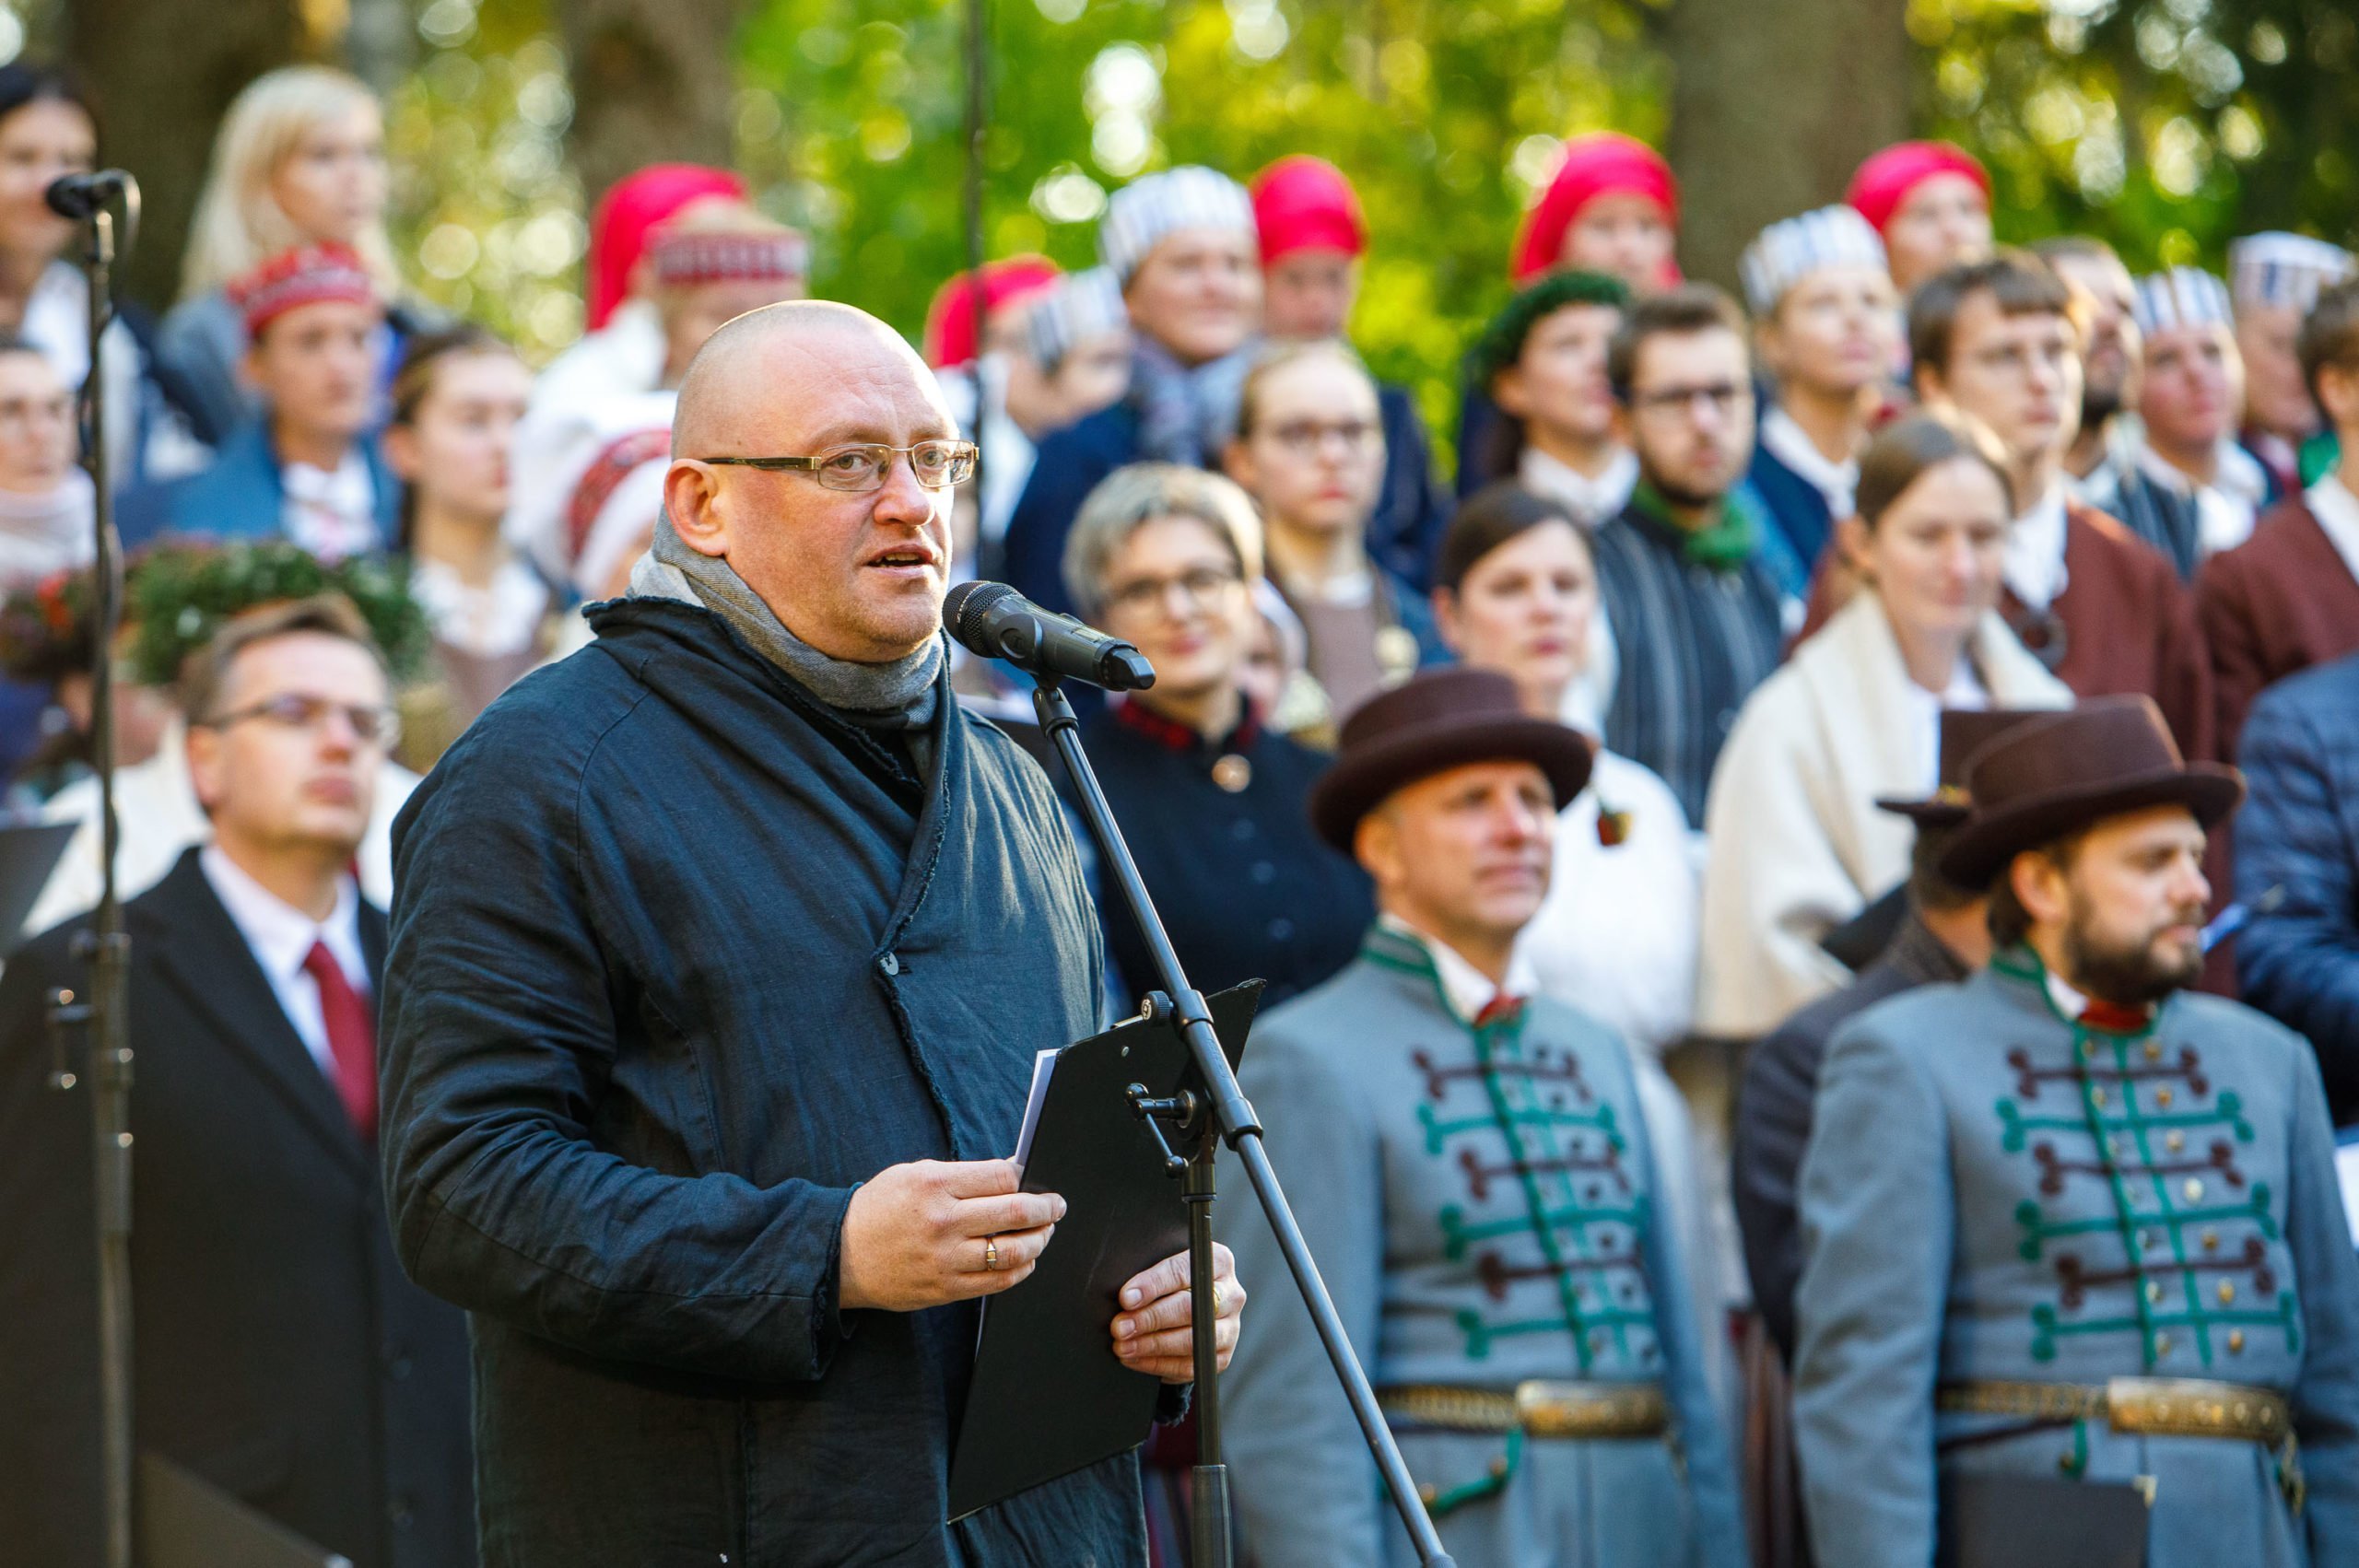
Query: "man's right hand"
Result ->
[[838, 1158, 1065, 1312]]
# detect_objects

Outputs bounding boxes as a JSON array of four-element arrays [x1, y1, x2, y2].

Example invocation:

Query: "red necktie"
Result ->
[[2077, 998, 2152, 1034], [1473, 994, 1528, 1029], [303, 941, 378, 1141]]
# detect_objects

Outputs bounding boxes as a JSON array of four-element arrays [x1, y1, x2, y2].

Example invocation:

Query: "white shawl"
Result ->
[[1693, 591, 2071, 1038]]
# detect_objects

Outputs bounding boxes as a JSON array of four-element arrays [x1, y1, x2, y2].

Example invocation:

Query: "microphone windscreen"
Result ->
[[943, 579, 1020, 649]]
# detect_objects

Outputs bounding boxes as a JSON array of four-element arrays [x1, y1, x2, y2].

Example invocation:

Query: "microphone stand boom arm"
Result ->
[[1028, 674, 1458, 1568]]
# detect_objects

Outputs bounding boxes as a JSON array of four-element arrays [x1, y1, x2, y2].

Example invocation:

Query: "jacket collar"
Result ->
[[1363, 916, 1537, 1028], [135, 848, 381, 1177], [1986, 942, 2165, 1037], [1110, 694, 1259, 759]]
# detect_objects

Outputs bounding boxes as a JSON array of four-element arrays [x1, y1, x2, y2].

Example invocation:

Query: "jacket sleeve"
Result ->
[[1628, 1062, 1749, 1568], [2283, 1038, 2359, 1568], [1731, 1014, 1822, 1361], [2151, 561, 2217, 761], [2195, 552, 2267, 762], [1217, 1028, 1389, 1568], [1696, 691, 1856, 1038], [1792, 1017, 1953, 1568], [2234, 692, 2359, 1113], [378, 728, 858, 1385]]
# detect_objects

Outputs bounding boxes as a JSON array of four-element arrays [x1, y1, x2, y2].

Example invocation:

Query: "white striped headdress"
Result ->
[[1097, 167, 1255, 286], [1738, 205, 1888, 315], [2227, 232, 2356, 313], [1027, 266, 1129, 370], [2131, 267, 2235, 336]]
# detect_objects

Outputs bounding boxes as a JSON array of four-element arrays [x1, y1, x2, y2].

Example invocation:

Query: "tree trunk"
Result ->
[[65, 0, 322, 310], [1661, 0, 1914, 294], [556, 0, 739, 223]]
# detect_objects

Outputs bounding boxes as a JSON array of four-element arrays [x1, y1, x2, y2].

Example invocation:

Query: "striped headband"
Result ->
[[2131, 267, 2234, 336], [650, 228, 811, 289], [2227, 232, 2356, 313], [1738, 205, 1889, 314], [1097, 166, 1255, 286]]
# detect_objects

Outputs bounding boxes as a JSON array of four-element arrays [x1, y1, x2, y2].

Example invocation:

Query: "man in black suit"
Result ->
[[0, 596, 473, 1568], [1732, 708, 2049, 1363]]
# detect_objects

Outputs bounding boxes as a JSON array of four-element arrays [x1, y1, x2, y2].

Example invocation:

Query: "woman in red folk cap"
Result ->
[[1845, 140, 1994, 297], [1461, 133, 1679, 496], [1251, 154, 1450, 590], [922, 255, 1063, 575], [123, 241, 400, 559]]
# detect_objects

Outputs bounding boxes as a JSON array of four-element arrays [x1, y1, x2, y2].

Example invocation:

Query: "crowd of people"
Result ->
[[2, 46, 2358, 1568]]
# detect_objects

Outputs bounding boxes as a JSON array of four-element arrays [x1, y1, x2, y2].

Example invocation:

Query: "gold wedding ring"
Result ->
[[983, 1237, 1002, 1271]]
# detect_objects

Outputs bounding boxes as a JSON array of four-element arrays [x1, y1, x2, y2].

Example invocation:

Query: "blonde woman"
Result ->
[[1696, 414, 2073, 1037], [158, 66, 413, 442]]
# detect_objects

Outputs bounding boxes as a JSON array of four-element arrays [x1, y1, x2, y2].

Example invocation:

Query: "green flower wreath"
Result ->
[[2, 542, 433, 691], [124, 542, 431, 688]]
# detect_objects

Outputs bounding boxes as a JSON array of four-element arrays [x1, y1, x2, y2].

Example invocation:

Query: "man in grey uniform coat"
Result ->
[[1794, 696, 2359, 1568], [1221, 669, 1745, 1568]]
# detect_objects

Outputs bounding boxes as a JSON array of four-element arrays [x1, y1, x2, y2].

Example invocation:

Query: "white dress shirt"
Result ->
[[2135, 438, 2270, 556], [280, 450, 379, 563], [2003, 483, 2071, 613], [198, 845, 369, 1077], [1376, 911, 1539, 1024], [2305, 473, 2359, 588], [411, 555, 551, 659], [1757, 405, 1860, 521]]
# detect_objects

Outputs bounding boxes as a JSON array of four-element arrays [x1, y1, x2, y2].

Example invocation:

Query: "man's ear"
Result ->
[[1354, 807, 1399, 889], [661, 461, 730, 558], [1835, 512, 1873, 573], [2011, 848, 2070, 930], [184, 720, 223, 818], [237, 342, 267, 397], [1913, 359, 1946, 408]]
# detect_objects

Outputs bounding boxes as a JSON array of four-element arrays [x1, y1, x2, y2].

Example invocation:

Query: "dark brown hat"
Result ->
[[1874, 707, 2068, 826], [1309, 668, 1597, 852], [1936, 695, 2244, 889]]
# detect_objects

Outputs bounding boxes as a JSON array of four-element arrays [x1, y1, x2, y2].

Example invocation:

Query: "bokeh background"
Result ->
[[28, 0, 2359, 459]]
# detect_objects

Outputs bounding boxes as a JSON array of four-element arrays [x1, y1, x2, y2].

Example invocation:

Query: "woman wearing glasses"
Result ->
[[1057, 461, 1373, 1013], [1221, 341, 1447, 733]]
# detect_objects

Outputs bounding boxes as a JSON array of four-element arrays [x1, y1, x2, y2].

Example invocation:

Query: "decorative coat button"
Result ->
[[2219, 1281, 2237, 1305], [1211, 755, 1252, 793], [2183, 1177, 2204, 1201], [2153, 1333, 2172, 1359], [878, 953, 900, 977], [2229, 1330, 2247, 1353]]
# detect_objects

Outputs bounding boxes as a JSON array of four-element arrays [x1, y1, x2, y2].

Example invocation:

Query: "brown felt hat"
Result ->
[[1309, 667, 1596, 852], [1874, 707, 2068, 826], [1936, 696, 2244, 890]]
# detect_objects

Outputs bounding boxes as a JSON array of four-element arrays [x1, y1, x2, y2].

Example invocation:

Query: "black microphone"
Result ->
[[944, 580, 1156, 692], [45, 170, 134, 221]]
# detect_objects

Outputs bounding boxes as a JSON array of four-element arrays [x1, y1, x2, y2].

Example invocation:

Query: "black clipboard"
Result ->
[[946, 981, 1262, 1522]]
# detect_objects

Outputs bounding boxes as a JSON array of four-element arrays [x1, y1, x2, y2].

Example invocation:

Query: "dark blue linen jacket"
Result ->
[[380, 597, 1144, 1567]]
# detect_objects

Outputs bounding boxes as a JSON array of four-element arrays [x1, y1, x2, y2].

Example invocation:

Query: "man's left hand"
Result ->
[[1110, 1243, 1245, 1384]]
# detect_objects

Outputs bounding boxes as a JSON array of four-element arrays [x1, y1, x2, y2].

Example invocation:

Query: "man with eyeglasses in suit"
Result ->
[[0, 595, 476, 1568]]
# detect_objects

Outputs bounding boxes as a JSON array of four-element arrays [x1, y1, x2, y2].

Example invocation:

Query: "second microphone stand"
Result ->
[[1030, 675, 1457, 1568]]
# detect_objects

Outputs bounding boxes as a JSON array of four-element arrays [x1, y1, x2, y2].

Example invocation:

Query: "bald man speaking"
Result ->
[[381, 302, 1243, 1567]]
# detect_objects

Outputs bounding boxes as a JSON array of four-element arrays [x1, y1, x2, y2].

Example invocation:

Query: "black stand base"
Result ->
[[1031, 676, 1456, 1568]]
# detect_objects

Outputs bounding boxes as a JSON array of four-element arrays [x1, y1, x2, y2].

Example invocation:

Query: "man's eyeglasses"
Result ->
[[1103, 565, 1244, 616], [200, 693, 400, 748], [1259, 418, 1379, 456], [1630, 381, 1752, 418], [699, 440, 980, 492]]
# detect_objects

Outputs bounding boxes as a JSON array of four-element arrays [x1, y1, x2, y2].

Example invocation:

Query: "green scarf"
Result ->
[[1631, 478, 1759, 573]]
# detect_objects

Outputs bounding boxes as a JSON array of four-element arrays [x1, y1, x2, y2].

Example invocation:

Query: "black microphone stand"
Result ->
[[1029, 675, 1458, 1568], [41, 171, 139, 1568]]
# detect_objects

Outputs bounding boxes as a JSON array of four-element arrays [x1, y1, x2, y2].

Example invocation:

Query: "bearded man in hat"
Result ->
[[1220, 667, 1744, 1568], [1790, 696, 2359, 1568], [1733, 707, 2051, 1364]]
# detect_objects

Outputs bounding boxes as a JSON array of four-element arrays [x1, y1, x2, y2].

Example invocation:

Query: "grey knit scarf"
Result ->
[[630, 517, 943, 765]]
